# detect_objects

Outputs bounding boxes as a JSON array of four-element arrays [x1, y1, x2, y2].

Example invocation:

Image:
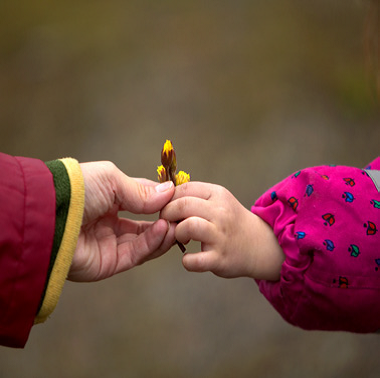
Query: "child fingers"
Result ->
[[182, 250, 219, 273], [171, 182, 215, 201], [175, 216, 216, 245], [162, 197, 213, 222]]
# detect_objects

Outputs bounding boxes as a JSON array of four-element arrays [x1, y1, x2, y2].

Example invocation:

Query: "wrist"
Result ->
[[251, 214, 284, 281]]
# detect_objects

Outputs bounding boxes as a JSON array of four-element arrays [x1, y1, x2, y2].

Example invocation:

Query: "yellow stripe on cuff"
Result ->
[[35, 158, 85, 324]]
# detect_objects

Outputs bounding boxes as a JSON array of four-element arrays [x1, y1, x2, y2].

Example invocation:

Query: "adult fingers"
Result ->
[[114, 218, 154, 238], [133, 177, 161, 187], [116, 218, 177, 260], [143, 220, 177, 262], [115, 218, 174, 272]]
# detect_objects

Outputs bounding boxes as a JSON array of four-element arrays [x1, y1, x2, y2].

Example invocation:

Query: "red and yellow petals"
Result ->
[[158, 139, 189, 253], [175, 171, 190, 186], [157, 165, 167, 183], [159, 139, 190, 186], [161, 139, 174, 168]]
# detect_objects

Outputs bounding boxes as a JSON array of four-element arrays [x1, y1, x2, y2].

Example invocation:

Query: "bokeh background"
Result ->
[[0, 0, 379, 377]]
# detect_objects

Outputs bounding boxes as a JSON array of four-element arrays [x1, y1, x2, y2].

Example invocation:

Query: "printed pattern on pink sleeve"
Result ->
[[252, 157, 380, 333]]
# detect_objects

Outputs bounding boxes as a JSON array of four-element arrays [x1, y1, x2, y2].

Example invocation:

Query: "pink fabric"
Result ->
[[0, 153, 56, 347], [252, 157, 380, 332]]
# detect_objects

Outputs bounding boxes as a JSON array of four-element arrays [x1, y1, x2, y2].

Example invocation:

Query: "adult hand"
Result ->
[[68, 161, 176, 282]]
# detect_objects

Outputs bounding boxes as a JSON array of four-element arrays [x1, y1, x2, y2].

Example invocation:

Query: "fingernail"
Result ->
[[155, 181, 174, 192]]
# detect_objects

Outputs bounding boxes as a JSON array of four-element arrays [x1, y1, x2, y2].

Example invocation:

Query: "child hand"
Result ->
[[161, 182, 284, 281]]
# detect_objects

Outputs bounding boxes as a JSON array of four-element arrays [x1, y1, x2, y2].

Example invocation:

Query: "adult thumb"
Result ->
[[119, 178, 175, 215]]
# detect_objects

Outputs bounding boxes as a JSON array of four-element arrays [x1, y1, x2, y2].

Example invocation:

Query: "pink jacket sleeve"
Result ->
[[252, 157, 380, 333], [0, 153, 55, 347]]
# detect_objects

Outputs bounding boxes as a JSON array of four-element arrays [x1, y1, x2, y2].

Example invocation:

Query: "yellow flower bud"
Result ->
[[161, 139, 174, 168], [157, 165, 167, 183], [175, 171, 190, 186], [157, 139, 189, 253], [171, 148, 177, 173]]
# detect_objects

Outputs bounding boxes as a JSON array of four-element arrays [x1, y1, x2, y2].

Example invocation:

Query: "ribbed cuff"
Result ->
[[35, 158, 84, 324]]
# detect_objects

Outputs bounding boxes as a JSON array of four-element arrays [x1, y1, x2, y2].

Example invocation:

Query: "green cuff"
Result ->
[[37, 160, 71, 313], [35, 158, 85, 324]]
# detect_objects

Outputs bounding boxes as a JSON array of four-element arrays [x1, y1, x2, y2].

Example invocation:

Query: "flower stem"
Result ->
[[176, 241, 186, 253]]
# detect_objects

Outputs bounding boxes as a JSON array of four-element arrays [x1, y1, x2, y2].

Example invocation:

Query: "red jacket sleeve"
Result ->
[[0, 152, 55, 347]]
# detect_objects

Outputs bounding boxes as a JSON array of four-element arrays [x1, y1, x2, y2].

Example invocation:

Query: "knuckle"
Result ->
[[99, 161, 118, 175], [177, 196, 190, 215], [188, 216, 201, 234]]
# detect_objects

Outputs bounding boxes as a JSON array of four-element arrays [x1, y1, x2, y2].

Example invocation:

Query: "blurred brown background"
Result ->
[[0, 0, 379, 377]]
